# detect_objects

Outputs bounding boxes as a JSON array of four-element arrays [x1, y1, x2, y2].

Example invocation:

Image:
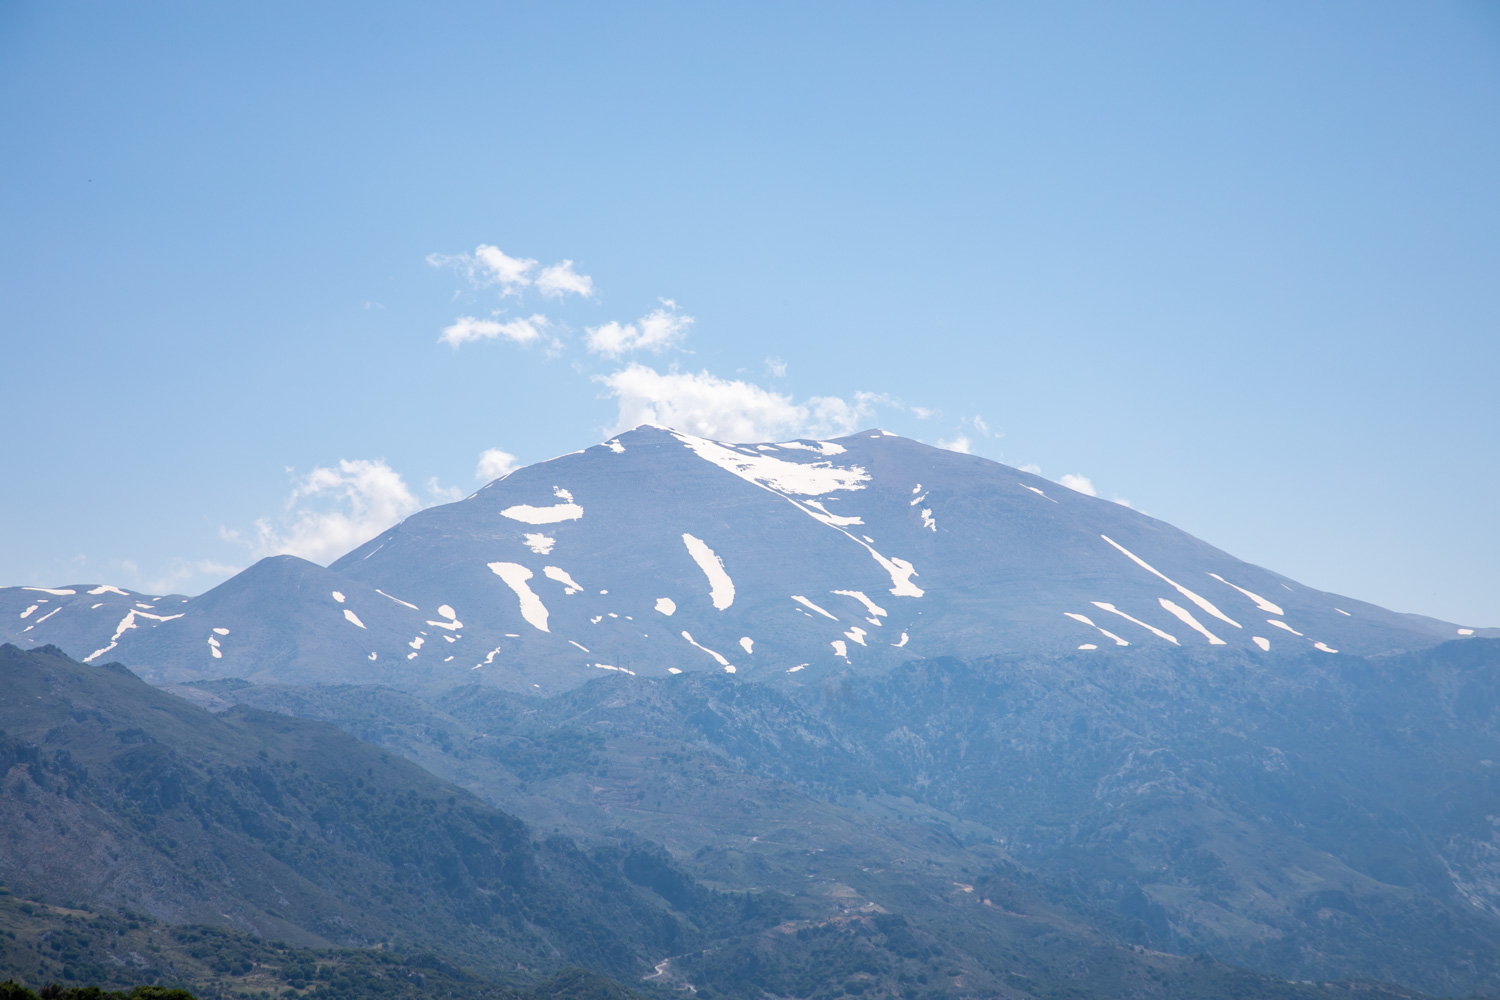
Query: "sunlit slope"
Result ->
[[3, 426, 1486, 689]]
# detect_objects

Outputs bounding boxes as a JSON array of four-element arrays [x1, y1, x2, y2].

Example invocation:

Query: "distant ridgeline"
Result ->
[[2, 427, 1491, 694]]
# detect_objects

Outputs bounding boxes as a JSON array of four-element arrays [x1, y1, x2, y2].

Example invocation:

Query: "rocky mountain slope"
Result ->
[[2, 428, 1490, 692]]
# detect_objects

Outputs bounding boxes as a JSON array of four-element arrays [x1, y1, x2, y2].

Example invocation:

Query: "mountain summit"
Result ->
[[3, 427, 1486, 689]]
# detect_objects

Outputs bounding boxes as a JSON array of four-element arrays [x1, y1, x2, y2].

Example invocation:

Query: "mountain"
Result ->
[[0, 643, 781, 983], [192, 637, 1500, 997], [3, 427, 1491, 691], [4, 644, 1445, 1000]]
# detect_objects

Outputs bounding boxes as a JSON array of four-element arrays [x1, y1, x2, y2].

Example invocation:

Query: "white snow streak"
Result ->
[[1157, 599, 1224, 645], [1100, 536, 1241, 629], [832, 590, 888, 618], [682, 533, 735, 610], [1207, 573, 1284, 615], [1064, 612, 1129, 647], [376, 589, 419, 610], [1267, 619, 1304, 636], [544, 566, 585, 594], [791, 595, 839, 620], [680, 630, 733, 670], [500, 501, 583, 524], [488, 562, 551, 632], [1091, 602, 1179, 644], [343, 609, 367, 629]]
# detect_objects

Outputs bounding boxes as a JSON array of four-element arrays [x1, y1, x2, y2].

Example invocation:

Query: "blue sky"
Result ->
[[1, 1, 1496, 625]]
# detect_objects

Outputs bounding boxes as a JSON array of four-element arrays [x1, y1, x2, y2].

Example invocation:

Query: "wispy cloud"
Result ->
[[126, 558, 243, 597], [597, 363, 883, 442], [439, 314, 550, 349], [1059, 473, 1097, 496], [476, 448, 519, 481], [238, 459, 425, 565], [937, 434, 972, 454], [536, 259, 594, 299], [428, 244, 538, 295], [586, 301, 694, 358], [765, 357, 788, 378]]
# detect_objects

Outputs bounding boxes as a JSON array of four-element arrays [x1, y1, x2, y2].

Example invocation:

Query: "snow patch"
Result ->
[[803, 500, 862, 526], [1207, 573, 1284, 615], [1020, 484, 1058, 503], [87, 585, 130, 596], [19, 606, 37, 619], [1459, 628, 1475, 636], [33, 607, 60, 624], [787, 663, 808, 673], [680, 630, 732, 669], [654, 596, 677, 616], [343, 609, 367, 629], [376, 589, 419, 610], [524, 533, 556, 554], [1101, 536, 1241, 629], [488, 562, 551, 632], [792, 595, 839, 620], [23, 587, 75, 596], [1267, 619, 1304, 636], [569, 640, 590, 652], [843, 627, 868, 646], [920, 508, 935, 531], [213, 627, 230, 635], [500, 501, 583, 524], [678, 432, 870, 495], [331, 591, 346, 603], [1158, 599, 1225, 645], [682, 533, 735, 610], [1313, 641, 1338, 653], [1078, 644, 1098, 650], [1091, 602, 1178, 644], [1064, 612, 1129, 647], [544, 566, 585, 594], [893, 632, 909, 648], [605, 439, 625, 453], [1252, 636, 1271, 651], [833, 590, 887, 618]]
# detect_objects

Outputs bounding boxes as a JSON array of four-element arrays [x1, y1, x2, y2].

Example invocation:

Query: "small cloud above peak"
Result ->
[[1059, 473, 1097, 497], [477, 448, 519, 481], [937, 434, 972, 454]]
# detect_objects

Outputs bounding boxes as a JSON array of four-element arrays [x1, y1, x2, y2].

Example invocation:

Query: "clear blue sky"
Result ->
[[2, 1, 1496, 626]]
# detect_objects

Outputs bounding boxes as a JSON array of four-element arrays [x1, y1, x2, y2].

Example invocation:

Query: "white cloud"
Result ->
[[597, 363, 880, 441], [911, 406, 934, 420], [427, 244, 537, 295], [1019, 463, 1042, 475], [1059, 473, 1097, 496], [536, 259, 595, 299], [248, 459, 424, 565], [476, 448, 519, 481], [972, 415, 991, 436], [765, 357, 788, 378], [427, 477, 465, 504], [586, 302, 694, 358], [937, 434, 972, 454], [439, 314, 550, 349]]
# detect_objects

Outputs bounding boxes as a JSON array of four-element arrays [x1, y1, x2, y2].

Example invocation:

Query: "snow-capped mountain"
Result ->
[[4, 426, 1489, 690]]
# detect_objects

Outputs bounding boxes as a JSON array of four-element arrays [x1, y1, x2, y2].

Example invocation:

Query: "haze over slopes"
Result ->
[[0, 3, 1495, 624]]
